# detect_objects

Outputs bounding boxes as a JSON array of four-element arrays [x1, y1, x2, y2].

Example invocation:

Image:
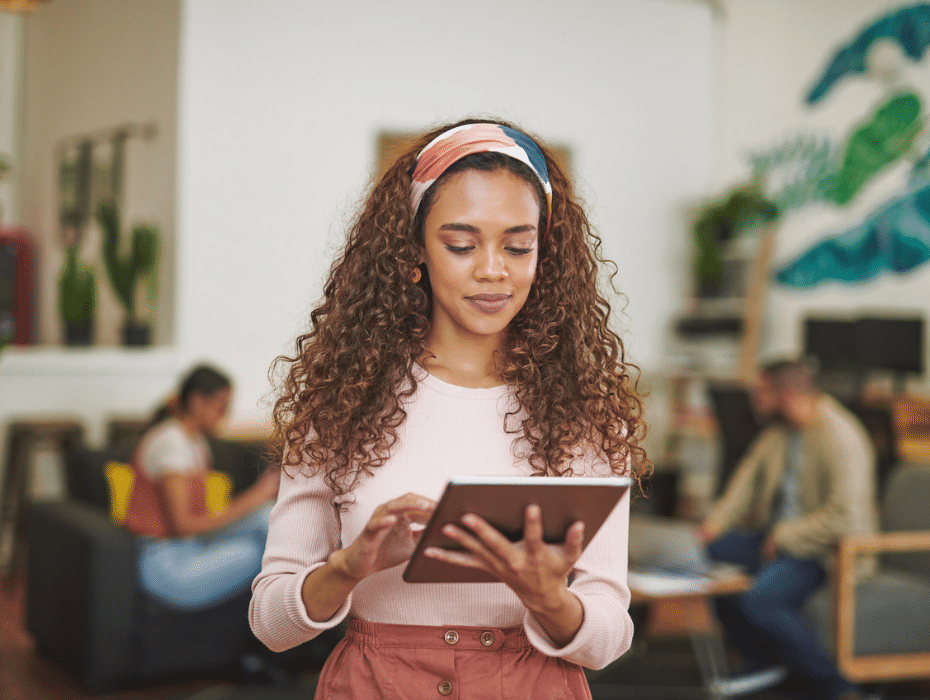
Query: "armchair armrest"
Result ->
[[26, 499, 140, 693], [834, 531, 930, 682], [838, 531, 930, 558]]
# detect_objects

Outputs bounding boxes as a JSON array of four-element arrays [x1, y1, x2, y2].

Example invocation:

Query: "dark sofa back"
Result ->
[[65, 449, 116, 513], [64, 439, 273, 515]]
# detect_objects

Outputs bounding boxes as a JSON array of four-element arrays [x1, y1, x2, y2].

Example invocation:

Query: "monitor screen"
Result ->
[[803, 317, 859, 371], [856, 316, 925, 375]]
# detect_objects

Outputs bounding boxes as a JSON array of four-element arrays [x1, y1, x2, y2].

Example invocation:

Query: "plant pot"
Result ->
[[63, 321, 94, 346], [697, 278, 724, 299], [122, 321, 151, 347]]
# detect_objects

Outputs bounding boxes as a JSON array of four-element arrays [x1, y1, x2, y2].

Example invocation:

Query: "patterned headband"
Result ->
[[409, 123, 553, 235]]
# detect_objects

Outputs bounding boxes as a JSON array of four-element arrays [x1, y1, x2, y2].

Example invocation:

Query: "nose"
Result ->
[[475, 247, 507, 281]]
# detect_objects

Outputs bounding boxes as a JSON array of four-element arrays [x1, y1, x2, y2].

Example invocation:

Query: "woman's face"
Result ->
[[189, 387, 231, 435], [421, 168, 540, 345]]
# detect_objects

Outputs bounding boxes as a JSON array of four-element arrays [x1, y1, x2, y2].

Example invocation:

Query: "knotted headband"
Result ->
[[409, 123, 553, 235]]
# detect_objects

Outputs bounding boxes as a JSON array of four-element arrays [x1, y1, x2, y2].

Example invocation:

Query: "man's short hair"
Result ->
[[760, 358, 818, 394]]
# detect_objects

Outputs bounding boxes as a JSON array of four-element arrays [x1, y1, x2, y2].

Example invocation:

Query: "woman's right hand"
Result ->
[[330, 493, 436, 583], [302, 493, 435, 623]]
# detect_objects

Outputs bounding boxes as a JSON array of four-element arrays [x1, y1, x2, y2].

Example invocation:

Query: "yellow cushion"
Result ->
[[204, 470, 232, 516], [104, 461, 135, 524], [104, 461, 232, 523]]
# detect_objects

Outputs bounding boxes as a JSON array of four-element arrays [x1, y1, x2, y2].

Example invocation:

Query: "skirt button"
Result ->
[[480, 631, 495, 646], [438, 680, 453, 695], [444, 629, 459, 645]]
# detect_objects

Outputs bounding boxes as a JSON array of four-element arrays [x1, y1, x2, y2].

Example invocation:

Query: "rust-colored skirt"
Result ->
[[314, 619, 593, 700]]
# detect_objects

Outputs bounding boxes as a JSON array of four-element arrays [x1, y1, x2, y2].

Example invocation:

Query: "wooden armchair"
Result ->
[[811, 463, 930, 684], [835, 529, 930, 682]]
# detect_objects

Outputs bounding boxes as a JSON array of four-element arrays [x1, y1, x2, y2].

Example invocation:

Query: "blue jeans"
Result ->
[[707, 530, 857, 699], [138, 503, 272, 611]]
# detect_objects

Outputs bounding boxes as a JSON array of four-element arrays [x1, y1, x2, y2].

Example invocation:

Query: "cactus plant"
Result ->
[[97, 200, 159, 344], [58, 243, 97, 345]]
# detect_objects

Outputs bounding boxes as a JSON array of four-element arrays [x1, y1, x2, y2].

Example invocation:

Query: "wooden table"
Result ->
[[628, 568, 753, 700]]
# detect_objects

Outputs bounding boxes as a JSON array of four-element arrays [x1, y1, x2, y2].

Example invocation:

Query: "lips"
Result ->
[[465, 294, 511, 314]]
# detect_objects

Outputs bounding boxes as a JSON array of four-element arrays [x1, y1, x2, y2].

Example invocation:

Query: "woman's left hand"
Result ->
[[424, 504, 585, 645]]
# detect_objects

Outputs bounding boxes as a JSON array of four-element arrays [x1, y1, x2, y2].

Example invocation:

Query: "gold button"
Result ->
[[438, 680, 453, 695], [480, 630, 495, 646], [444, 629, 459, 645]]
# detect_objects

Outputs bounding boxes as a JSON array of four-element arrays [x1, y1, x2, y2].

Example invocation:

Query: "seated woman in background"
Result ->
[[124, 363, 280, 610]]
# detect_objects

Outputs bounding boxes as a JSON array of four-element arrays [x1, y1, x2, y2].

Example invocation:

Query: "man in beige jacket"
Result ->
[[699, 359, 876, 700]]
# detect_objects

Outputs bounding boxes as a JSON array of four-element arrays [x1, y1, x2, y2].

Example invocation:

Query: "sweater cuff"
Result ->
[[522, 592, 597, 662], [284, 562, 353, 632]]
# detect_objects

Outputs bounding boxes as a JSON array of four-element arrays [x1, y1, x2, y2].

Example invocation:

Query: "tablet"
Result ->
[[402, 475, 631, 584]]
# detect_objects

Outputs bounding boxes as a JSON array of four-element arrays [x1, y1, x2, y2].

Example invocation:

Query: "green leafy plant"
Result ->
[[58, 244, 97, 343], [691, 183, 778, 296], [97, 200, 159, 327]]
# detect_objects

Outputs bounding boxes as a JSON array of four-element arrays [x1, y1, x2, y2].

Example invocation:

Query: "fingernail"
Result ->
[[443, 524, 458, 537], [462, 514, 479, 527]]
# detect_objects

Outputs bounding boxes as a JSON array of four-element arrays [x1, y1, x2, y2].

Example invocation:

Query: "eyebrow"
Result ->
[[438, 223, 537, 235]]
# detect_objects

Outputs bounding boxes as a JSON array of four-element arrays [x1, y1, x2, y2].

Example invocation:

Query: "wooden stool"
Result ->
[[0, 418, 85, 575]]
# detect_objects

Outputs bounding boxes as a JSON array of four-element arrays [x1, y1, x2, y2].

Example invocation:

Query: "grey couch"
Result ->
[[804, 462, 930, 684], [26, 441, 338, 693]]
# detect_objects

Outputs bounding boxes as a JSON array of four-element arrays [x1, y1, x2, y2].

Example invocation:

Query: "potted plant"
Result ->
[[690, 183, 778, 298], [58, 243, 97, 345], [97, 200, 160, 346]]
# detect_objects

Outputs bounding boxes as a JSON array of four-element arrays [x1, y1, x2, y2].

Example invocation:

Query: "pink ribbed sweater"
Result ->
[[249, 369, 634, 670]]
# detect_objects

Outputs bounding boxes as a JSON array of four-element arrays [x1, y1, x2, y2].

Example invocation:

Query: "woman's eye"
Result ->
[[507, 247, 533, 256], [446, 245, 473, 254]]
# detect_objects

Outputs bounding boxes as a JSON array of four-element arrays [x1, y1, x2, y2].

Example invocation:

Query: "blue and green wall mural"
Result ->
[[700, 3, 930, 291]]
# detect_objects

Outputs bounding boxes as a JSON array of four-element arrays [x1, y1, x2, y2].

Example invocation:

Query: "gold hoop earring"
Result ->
[[410, 266, 422, 284]]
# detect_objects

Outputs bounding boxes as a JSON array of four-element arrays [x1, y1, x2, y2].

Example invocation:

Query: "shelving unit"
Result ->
[[657, 224, 777, 517]]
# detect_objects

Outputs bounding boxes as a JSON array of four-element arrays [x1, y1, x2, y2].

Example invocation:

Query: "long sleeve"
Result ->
[[771, 398, 876, 558], [704, 427, 784, 534], [250, 371, 635, 669], [522, 487, 633, 670], [249, 466, 350, 652]]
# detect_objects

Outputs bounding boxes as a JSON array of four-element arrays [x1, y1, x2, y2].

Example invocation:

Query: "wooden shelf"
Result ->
[[0, 345, 175, 376]]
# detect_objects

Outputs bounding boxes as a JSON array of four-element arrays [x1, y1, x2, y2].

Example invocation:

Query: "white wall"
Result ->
[[0, 0, 715, 458], [176, 0, 716, 421], [20, 0, 180, 348], [715, 0, 930, 386], [7, 0, 927, 461], [1, 0, 182, 455], [0, 13, 23, 225]]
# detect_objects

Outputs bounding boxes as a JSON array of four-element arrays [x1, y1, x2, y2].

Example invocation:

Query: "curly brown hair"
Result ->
[[270, 118, 649, 500]]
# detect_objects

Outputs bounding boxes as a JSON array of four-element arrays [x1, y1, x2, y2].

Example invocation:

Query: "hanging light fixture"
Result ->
[[0, 0, 50, 13]]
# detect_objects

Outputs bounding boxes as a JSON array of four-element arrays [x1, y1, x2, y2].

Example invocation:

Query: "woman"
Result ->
[[125, 363, 279, 610], [250, 120, 648, 698]]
